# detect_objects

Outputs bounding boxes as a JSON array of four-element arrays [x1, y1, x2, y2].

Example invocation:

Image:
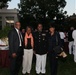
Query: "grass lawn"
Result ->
[[0, 54, 76, 75]]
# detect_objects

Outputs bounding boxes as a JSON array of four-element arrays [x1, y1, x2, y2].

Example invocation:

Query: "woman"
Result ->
[[22, 26, 34, 75], [48, 25, 61, 75]]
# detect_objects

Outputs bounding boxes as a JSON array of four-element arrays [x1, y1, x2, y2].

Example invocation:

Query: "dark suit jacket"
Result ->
[[33, 30, 48, 55], [8, 28, 21, 56]]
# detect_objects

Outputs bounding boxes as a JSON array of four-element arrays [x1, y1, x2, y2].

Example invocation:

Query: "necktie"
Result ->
[[19, 31, 22, 40], [18, 31, 23, 46]]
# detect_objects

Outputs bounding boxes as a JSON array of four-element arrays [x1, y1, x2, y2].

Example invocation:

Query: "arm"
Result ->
[[32, 32, 36, 54], [57, 32, 62, 47], [63, 33, 65, 39], [8, 30, 17, 57], [72, 31, 75, 40]]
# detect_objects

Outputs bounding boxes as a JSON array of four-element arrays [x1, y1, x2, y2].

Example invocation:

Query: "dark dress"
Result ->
[[24, 38, 32, 49], [48, 32, 61, 75]]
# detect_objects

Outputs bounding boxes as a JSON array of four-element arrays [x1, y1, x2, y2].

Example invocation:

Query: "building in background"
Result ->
[[0, 7, 18, 30]]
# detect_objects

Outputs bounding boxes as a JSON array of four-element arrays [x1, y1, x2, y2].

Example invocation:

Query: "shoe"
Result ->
[[42, 74, 45, 75], [27, 73, 30, 75], [36, 74, 39, 75], [22, 73, 26, 75]]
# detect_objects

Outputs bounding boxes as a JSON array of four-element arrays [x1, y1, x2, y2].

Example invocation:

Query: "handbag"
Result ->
[[53, 34, 67, 58], [53, 45, 63, 54]]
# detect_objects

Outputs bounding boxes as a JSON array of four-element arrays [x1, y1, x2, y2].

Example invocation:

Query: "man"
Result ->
[[33, 23, 48, 75], [8, 22, 23, 75], [72, 28, 76, 62], [68, 27, 74, 54]]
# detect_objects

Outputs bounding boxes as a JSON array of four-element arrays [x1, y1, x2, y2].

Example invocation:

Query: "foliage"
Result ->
[[0, 0, 11, 8], [0, 25, 12, 38], [18, 0, 67, 28], [63, 14, 76, 31], [19, 0, 66, 19]]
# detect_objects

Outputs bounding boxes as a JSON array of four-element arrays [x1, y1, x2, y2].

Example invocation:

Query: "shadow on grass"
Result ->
[[0, 54, 76, 75]]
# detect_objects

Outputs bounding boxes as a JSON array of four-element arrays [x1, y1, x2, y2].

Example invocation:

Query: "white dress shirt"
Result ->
[[15, 28, 22, 46]]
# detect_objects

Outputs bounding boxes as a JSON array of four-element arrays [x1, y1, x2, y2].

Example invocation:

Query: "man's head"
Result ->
[[70, 27, 74, 31], [37, 23, 43, 31], [14, 22, 21, 30]]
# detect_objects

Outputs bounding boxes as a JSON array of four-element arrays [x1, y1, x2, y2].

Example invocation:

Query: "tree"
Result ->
[[18, 0, 67, 28], [0, 0, 11, 8]]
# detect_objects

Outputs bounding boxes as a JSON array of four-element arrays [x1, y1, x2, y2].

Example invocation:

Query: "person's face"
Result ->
[[37, 24, 43, 31], [15, 22, 21, 30], [27, 28, 31, 34], [70, 27, 74, 30], [22, 29, 25, 33], [49, 27, 55, 33]]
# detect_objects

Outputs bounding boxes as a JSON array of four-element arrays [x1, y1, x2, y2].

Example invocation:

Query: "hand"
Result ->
[[12, 53, 17, 58]]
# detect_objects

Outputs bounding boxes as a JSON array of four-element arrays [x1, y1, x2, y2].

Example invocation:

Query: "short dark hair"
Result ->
[[37, 23, 43, 26], [49, 22, 55, 28], [15, 21, 20, 25]]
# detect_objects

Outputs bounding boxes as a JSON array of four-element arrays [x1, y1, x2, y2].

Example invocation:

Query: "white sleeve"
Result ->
[[63, 33, 65, 38], [72, 31, 75, 40]]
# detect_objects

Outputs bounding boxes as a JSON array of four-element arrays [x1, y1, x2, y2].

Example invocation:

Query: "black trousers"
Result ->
[[61, 39, 64, 47], [49, 53, 58, 75], [10, 47, 23, 75]]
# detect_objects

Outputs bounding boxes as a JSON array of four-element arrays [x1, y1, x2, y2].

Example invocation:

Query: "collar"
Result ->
[[15, 28, 19, 33]]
